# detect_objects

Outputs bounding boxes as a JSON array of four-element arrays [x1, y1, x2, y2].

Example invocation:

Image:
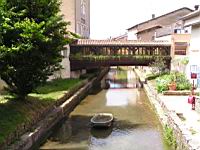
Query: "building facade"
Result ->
[[55, 0, 90, 78], [127, 7, 193, 41], [155, 21, 191, 61], [182, 9, 200, 88], [61, 0, 90, 38]]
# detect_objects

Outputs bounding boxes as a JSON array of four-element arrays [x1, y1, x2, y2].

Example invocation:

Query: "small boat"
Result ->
[[90, 113, 113, 128]]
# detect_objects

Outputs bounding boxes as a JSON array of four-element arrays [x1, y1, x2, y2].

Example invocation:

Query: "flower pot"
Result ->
[[168, 82, 176, 91]]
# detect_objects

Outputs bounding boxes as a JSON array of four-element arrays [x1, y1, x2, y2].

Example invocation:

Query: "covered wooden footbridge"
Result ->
[[70, 39, 171, 70]]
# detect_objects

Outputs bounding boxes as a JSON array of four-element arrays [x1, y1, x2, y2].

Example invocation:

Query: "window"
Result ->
[[81, 18, 85, 24], [174, 42, 187, 55], [81, 0, 86, 16], [151, 35, 155, 41], [174, 29, 181, 34]]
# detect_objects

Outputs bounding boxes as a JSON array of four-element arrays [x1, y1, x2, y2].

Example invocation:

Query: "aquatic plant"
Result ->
[[163, 125, 177, 149]]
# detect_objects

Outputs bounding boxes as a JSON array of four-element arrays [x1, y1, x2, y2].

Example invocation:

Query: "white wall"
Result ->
[[188, 26, 200, 67], [190, 26, 200, 51], [184, 15, 200, 27], [61, 0, 76, 33], [187, 25, 200, 88], [127, 29, 138, 40]]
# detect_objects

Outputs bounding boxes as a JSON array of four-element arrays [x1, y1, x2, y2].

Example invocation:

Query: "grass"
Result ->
[[0, 78, 83, 146], [30, 78, 82, 100], [35, 79, 81, 94], [163, 125, 177, 149]]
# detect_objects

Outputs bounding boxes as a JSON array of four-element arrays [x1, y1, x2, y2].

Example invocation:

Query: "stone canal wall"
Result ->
[[143, 82, 191, 150], [6, 68, 109, 150], [134, 68, 199, 150]]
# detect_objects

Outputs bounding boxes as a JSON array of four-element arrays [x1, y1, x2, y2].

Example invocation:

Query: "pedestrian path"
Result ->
[[160, 95, 200, 149]]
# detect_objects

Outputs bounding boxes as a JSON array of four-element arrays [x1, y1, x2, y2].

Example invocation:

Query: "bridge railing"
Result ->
[[70, 55, 171, 70], [69, 39, 171, 70]]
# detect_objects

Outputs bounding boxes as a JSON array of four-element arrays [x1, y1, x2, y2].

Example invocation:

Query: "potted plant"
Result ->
[[168, 81, 176, 90], [168, 73, 176, 91]]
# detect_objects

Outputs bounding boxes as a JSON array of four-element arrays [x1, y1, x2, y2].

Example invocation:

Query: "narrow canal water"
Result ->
[[40, 67, 171, 150]]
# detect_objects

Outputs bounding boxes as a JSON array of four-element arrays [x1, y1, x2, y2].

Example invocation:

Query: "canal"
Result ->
[[40, 67, 171, 150]]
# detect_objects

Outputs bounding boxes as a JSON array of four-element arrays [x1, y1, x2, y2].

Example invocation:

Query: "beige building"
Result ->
[[61, 0, 90, 38], [155, 7, 200, 77], [155, 23, 191, 74], [155, 21, 191, 57], [56, 0, 90, 78], [127, 7, 192, 41]]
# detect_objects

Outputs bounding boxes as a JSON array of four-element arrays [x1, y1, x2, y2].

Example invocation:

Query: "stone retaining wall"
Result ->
[[134, 69, 199, 150], [144, 81, 199, 150], [5, 68, 109, 150], [0, 81, 87, 150], [144, 82, 191, 150]]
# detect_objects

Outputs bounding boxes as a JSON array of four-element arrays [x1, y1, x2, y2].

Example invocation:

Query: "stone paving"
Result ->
[[160, 95, 200, 149]]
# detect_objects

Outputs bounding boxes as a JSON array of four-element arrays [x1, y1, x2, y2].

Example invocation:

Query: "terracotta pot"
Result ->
[[168, 82, 176, 91]]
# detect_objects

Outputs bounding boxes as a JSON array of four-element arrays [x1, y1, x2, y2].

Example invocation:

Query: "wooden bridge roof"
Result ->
[[71, 39, 171, 47]]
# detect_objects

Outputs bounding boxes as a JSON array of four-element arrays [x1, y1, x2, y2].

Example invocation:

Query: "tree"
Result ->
[[150, 56, 168, 75], [0, 0, 75, 99]]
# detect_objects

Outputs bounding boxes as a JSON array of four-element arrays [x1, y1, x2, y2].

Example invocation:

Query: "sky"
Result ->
[[90, 0, 199, 39]]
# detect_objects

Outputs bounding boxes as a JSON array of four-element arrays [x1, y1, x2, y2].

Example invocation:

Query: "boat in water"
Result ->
[[90, 113, 113, 128]]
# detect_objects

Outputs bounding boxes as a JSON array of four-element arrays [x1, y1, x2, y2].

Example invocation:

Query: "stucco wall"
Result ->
[[128, 8, 192, 41], [127, 29, 137, 40], [184, 15, 200, 27], [137, 9, 192, 32], [187, 25, 200, 87], [61, 0, 76, 33], [137, 28, 158, 41], [190, 25, 200, 51], [75, 0, 90, 38]]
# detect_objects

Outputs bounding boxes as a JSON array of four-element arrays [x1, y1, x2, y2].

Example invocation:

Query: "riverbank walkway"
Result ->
[[161, 95, 200, 149], [136, 68, 200, 150]]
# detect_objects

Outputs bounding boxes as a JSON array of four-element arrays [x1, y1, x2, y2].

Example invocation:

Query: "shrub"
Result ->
[[0, 0, 76, 99], [163, 125, 177, 149], [156, 74, 171, 93], [149, 56, 168, 75], [155, 72, 191, 93], [146, 72, 168, 80], [175, 72, 191, 90]]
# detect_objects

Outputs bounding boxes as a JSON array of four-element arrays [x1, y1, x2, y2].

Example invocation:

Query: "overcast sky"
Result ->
[[90, 0, 199, 39]]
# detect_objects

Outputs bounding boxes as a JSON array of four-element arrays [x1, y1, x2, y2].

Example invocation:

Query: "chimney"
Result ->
[[194, 5, 199, 10], [152, 14, 155, 19]]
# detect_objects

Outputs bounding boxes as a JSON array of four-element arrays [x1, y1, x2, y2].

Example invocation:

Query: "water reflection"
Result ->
[[106, 89, 138, 106], [90, 128, 113, 139], [40, 67, 171, 150], [107, 67, 137, 89], [90, 129, 163, 150], [49, 120, 72, 143]]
